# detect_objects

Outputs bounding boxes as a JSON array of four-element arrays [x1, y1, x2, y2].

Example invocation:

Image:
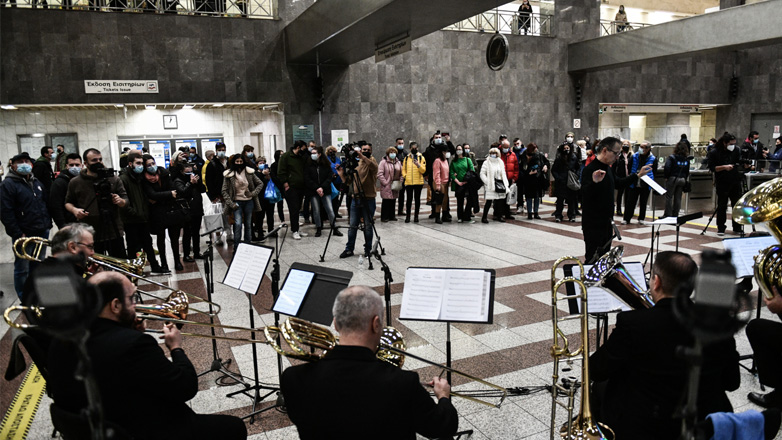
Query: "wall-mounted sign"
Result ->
[[573, 119, 581, 129], [84, 80, 159, 94], [605, 105, 627, 113], [331, 129, 349, 148], [292, 125, 315, 144], [375, 36, 411, 63], [679, 106, 698, 113]]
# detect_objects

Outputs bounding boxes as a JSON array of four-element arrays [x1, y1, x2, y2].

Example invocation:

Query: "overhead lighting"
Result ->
[[115, 104, 124, 108], [31, 133, 45, 138], [1, 105, 17, 110], [182, 104, 195, 109], [212, 103, 224, 108], [145, 105, 156, 110]]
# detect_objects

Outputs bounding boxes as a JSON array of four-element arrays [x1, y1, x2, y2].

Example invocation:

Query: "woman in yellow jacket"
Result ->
[[401, 141, 427, 223]]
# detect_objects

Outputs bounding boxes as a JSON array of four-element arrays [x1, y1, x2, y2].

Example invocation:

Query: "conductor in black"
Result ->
[[281, 285, 459, 440]]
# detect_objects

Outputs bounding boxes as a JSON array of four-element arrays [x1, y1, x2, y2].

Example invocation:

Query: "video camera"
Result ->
[[93, 166, 117, 207], [340, 140, 367, 174]]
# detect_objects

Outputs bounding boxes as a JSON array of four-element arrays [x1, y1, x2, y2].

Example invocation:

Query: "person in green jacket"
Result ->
[[277, 140, 309, 239], [450, 145, 476, 223]]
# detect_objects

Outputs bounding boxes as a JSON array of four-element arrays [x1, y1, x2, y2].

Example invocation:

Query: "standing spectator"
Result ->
[[707, 137, 718, 152], [33, 145, 55, 200], [742, 130, 767, 172], [622, 141, 656, 226], [255, 157, 275, 240], [377, 147, 403, 222], [499, 139, 518, 220], [173, 162, 205, 262], [49, 153, 81, 229], [142, 155, 179, 272], [65, 148, 128, 258], [401, 142, 426, 223], [518, 0, 532, 34], [615, 5, 628, 32], [679, 133, 692, 153], [0, 152, 51, 299], [325, 146, 343, 219], [242, 145, 257, 169], [551, 143, 580, 223], [55, 144, 67, 173], [222, 155, 263, 251], [520, 143, 548, 220], [201, 149, 215, 192], [768, 136, 782, 173], [278, 141, 309, 240], [662, 141, 690, 219], [512, 138, 525, 214], [205, 142, 230, 244], [336, 142, 378, 259], [270, 150, 286, 222], [432, 146, 451, 224], [480, 147, 509, 224], [423, 132, 443, 214], [305, 147, 341, 237], [450, 145, 475, 223], [188, 146, 205, 170], [708, 133, 746, 236], [395, 138, 408, 217], [612, 141, 631, 216], [119, 151, 165, 274]]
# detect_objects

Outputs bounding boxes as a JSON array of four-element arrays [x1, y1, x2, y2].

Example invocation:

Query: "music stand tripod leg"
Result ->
[[319, 190, 348, 262]]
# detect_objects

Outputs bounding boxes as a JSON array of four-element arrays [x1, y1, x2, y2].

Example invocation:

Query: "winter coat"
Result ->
[[432, 158, 450, 188], [205, 157, 228, 201], [49, 170, 76, 228], [0, 170, 51, 239], [770, 145, 782, 173], [500, 151, 519, 182], [613, 152, 631, 178], [172, 169, 206, 217], [520, 152, 549, 198], [305, 161, 335, 197], [32, 156, 54, 197], [401, 153, 427, 186], [221, 167, 263, 212], [277, 150, 307, 190], [119, 169, 151, 225], [480, 157, 509, 200], [663, 155, 690, 179], [377, 157, 402, 199], [552, 150, 581, 199], [327, 155, 343, 186], [142, 168, 176, 234], [628, 152, 656, 190]]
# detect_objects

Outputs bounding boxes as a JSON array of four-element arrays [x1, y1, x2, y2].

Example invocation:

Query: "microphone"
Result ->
[[613, 223, 622, 241], [267, 223, 288, 236], [200, 226, 223, 237]]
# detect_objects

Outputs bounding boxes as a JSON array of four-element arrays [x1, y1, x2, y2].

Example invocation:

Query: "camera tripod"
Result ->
[[700, 173, 754, 236]]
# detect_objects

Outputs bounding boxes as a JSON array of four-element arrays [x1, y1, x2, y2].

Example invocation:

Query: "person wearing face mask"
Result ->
[[611, 141, 632, 216], [431, 145, 452, 224], [377, 147, 403, 222], [55, 144, 67, 173], [118, 151, 166, 274], [201, 150, 214, 191], [520, 143, 549, 220], [512, 138, 526, 214], [335, 141, 379, 259], [173, 161, 206, 262], [222, 154, 263, 251], [424, 131, 443, 213], [708, 132, 745, 236], [278, 140, 310, 240], [48, 153, 82, 228], [742, 130, 765, 172], [450, 145, 476, 223], [768, 137, 782, 173], [141, 154, 179, 272], [622, 141, 657, 226], [324, 146, 344, 219], [517, 0, 532, 34], [270, 149, 286, 223], [32, 145, 55, 201], [499, 139, 518, 220], [401, 142, 426, 223], [305, 147, 341, 237], [394, 138, 408, 217], [480, 146, 509, 224], [189, 147, 205, 170], [461, 143, 480, 217], [65, 148, 129, 259], [1, 152, 52, 299], [205, 142, 231, 244], [706, 137, 717, 153], [552, 142, 580, 222], [241, 145, 257, 169]]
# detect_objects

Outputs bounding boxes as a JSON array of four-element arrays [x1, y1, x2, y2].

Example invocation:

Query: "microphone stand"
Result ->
[[372, 246, 393, 326], [197, 227, 248, 387]]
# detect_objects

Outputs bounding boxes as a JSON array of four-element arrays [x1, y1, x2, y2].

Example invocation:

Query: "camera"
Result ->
[[340, 141, 367, 174], [93, 167, 117, 207]]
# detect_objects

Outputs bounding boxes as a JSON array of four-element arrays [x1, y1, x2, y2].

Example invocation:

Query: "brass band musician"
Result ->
[[747, 286, 782, 408]]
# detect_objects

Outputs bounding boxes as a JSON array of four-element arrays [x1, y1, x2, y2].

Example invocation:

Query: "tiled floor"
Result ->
[[2, 193, 780, 439]]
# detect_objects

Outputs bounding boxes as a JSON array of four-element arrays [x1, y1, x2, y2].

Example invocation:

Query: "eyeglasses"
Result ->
[[76, 242, 95, 250], [608, 149, 621, 155], [129, 291, 141, 304]]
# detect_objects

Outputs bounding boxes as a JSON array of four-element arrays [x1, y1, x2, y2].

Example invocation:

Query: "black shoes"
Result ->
[[481, 217, 489, 223], [505, 215, 515, 220], [333, 229, 344, 237], [414, 216, 419, 223], [534, 214, 542, 219], [569, 218, 576, 223], [174, 261, 184, 271], [150, 265, 170, 275], [749, 391, 782, 409], [315, 228, 322, 237], [405, 216, 411, 223], [339, 250, 354, 259], [555, 218, 562, 223], [494, 216, 506, 223], [528, 214, 533, 220], [435, 213, 443, 224], [183, 256, 195, 263]]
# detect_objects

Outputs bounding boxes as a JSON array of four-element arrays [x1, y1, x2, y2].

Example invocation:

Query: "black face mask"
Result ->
[[232, 163, 244, 171], [411, 149, 417, 154], [328, 152, 336, 158], [363, 151, 372, 158], [298, 149, 307, 157], [88, 162, 104, 173]]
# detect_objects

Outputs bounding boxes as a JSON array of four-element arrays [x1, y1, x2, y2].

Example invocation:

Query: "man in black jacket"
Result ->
[[708, 133, 747, 236], [49, 153, 82, 228], [119, 151, 165, 273], [590, 251, 740, 440], [47, 271, 247, 440], [32, 145, 55, 200], [205, 142, 230, 243], [581, 137, 651, 263], [281, 285, 458, 440]]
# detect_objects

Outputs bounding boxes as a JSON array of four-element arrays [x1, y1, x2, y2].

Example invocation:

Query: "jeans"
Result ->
[[623, 186, 650, 223], [311, 193, 336, 229], [345, 197, 376, 255], [233, 200, 254, 246], [526, 197, 540, 215], [14, 230, 48, 299]]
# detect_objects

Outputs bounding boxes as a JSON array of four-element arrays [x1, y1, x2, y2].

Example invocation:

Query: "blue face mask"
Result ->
[[217, 151, 226, 158], [133, 165, 144, 174], [397, 144, 404, 149], [389, 153, 396, 160], [753, 139, 759, 144], [434, 138, 443, 145], [147, 165, 158, 174], [246, 152, 254, 158], [16, 163, 32, 175], [68, 166, 81, 176]]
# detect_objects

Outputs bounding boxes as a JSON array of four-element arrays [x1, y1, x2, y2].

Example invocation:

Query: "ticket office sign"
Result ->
[[84, 80, 159, 94]]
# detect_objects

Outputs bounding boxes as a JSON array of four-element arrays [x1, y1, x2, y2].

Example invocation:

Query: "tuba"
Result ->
[[585, 245, 654, 309], [733, 177, 782, 299], [550, 256, 614, 440]]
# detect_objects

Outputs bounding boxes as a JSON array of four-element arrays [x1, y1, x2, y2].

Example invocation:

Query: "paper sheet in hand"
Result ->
[[640, 175, 666, 195], [571, 262, 648, 313], [400, 268, 491, 323], [723, 236, 779, 278], [274, 269, 315, 316], [222, 243, 273, 294]]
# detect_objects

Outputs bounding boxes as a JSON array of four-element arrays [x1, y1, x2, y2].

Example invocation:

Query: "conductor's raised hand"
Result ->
[[429, 377, 451, 400], [592, 169, 606, 183]]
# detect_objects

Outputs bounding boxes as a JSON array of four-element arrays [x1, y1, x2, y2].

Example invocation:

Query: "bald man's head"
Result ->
[[90, 271, 136, 325]]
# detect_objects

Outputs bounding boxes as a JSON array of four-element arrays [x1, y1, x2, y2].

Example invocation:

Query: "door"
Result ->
[[751, 113, 782, 148], [250, 132, 266, 161]]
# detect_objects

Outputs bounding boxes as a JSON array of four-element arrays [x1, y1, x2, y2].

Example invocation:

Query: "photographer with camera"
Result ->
[[65, 148, 128, 258], [707, 132, 747, 236], [336, 141, 378, 259]]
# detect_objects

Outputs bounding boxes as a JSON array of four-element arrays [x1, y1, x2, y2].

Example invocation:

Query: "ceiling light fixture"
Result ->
[[212, 103, 225, 108], [145, 105, 156, 110], [182, 104, 195, 109], [1, 105, 18, 110]]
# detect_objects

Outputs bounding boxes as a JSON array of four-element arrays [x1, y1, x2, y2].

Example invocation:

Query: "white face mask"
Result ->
[[464, 148, 470, 154], [490, 154, 497, 159], [566, 137, 574, 143], [727, 144, 735, 152], [445, 152, 451, 159], [456, 150, 463, 156]]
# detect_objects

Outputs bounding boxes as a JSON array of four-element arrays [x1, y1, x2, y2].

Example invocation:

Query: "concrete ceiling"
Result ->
[[0, 103, 282, 112]]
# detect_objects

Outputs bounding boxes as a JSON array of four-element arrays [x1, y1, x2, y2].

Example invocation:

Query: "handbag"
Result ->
[[683, 179, 692, 193], [163, 199, 191, 227], [506, 183, 518, 205], [330, 182, 339, 200], [391, 180, 403, 191], [494, 178, 506, 193], [567, 170, 581, 191], [431, 190, 445, 206]]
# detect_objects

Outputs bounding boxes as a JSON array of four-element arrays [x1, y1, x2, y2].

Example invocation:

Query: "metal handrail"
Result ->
[[444, 10, 553, 37], [599, 19, 652, 36], [0, 0, 275, 19]]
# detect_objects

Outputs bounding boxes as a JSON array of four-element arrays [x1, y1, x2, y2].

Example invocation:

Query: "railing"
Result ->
[[599, 19, 652, 36], [444, 11, 553, 37], [0, 0, 276, 19]]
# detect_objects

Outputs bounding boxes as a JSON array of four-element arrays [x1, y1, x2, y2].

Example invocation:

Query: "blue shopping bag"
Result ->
[[265, 179, 283, 204]]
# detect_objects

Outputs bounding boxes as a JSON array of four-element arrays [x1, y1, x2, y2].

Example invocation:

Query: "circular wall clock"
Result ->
[[486, 32, 509, 71]]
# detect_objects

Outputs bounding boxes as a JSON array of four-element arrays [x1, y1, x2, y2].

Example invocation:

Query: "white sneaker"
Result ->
[[717, 231, 725, 237], [298, 231, 309, 237], [638, 220, 645, 226], [621, 220, 628, 225], [292, 232, 302, 240], [299, 220, 304, 226], [457, 219, 463, 223]]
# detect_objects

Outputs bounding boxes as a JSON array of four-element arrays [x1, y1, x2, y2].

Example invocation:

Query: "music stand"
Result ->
[[272, 263, 353, 326], [220, 242, 275, 423]]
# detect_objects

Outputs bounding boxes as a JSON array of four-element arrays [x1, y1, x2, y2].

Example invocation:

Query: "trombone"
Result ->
[[13, 236, 221, 316]]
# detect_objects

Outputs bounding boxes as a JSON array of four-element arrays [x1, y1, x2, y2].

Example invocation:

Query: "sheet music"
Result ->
[[440, 270, 489, 322], [640, 175, 666, 195], [652, 216, 678, 225], [723, 236, 779, 278], [221, 243, 273, 294], [572, 263, 647, 313], [274, 269, 315, 316], [400, 269, 445, 320]]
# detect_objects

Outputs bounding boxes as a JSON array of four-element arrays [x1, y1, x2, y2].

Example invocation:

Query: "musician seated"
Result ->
[[47, 271, 247, 440], [747, 286, 782, 408], [590, 251, 740, 440], [281, 285, 459, 440]]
